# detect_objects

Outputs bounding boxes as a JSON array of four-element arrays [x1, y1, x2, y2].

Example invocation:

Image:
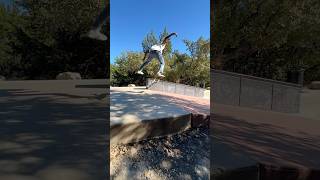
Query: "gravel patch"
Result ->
[[110, 126, 209, 180]]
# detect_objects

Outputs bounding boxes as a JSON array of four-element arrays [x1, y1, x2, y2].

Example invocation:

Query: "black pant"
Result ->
[[92, 7, 107, 31]]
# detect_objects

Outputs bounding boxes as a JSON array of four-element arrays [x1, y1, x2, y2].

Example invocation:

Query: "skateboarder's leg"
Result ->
[[156, 52, 165, 74], [138, 52, 154, 71], [92, 7, 107, 31]]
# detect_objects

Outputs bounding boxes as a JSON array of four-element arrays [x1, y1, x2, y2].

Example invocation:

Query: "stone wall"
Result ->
[[211, 69, 302, 113], [147, 79, 209, 99]]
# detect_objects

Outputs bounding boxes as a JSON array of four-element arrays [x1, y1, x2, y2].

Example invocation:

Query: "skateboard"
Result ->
[[146, 76, 163, 89]]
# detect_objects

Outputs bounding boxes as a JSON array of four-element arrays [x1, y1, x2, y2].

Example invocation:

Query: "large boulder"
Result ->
[[56, 72, 81, 80], [309, 81, 320, 89], [0, 75, 5, 81]]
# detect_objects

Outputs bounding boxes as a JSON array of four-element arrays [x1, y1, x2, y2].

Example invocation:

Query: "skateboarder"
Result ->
[[87, 7, 107, 41], [137, 32, 177, 78]]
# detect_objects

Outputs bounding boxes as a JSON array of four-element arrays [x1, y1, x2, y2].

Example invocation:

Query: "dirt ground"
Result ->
[[110, 126, 210, 180]]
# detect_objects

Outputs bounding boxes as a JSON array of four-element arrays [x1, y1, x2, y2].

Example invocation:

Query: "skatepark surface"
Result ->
[[213, 102, 320, 172], [0, 79, 108, 180], [1, 79, 320, 178], [110, 86, 210, 179], [110, 87, 209, 144], [111, 85, 320, 178], [111, 88, 190, 125], [116, 84, 320, 173]]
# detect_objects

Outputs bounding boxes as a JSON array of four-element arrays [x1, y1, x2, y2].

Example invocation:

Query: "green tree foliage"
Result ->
[[212, 0, 320, 84], [0, 0, 108, 79], [0, 4, 24, 78], [111, 52, 146, 86], [111, 29, 210, 87], [141, 28, 173, 56], [142, 31, 158, 53], [164, 38, 210, 87]]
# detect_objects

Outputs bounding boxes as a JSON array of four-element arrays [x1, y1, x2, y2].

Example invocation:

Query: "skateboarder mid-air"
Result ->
[[137, 32, 177, 78]]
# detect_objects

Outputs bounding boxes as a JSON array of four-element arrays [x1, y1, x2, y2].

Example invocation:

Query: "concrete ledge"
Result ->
[[111, 114, 191, 145], [212, 69, 302, 113], [191, 114, 210, 128], [309, 81, 320, 89], [212, 69, 302, 88], [110, 87, 193, 145], [147, 79, 209, 99], [111, 112, 209, 144]]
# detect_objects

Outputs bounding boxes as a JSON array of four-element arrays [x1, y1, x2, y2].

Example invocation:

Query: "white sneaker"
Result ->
[[157, 72, 165, 77], [87, 30, 107, 41], [137, 70, 144, 75]]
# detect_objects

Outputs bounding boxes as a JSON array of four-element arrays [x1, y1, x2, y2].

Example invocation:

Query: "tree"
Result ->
[[142, 31, 158, 53], [0, 3, 24, 78], [212, 0, 320, 84], [0, 0, 108, 79], [111, 32, 210, 88], [111, 51, 146, 86]]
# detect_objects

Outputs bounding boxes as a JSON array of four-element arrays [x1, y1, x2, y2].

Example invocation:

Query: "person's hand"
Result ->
[[169, 32, 177, 37]]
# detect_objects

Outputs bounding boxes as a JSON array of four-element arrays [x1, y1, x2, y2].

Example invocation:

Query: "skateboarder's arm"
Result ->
[[161, 32, 177, 44]]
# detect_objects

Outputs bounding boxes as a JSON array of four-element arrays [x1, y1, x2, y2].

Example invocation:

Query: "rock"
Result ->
[[309, 81, 320, 89], [128, 84, 136, 87], [56, 72, 81, 80], [0, 75, 5, 80]]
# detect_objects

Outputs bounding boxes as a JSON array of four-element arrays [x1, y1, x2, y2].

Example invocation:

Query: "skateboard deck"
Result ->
[[146, 77, 163, 89]]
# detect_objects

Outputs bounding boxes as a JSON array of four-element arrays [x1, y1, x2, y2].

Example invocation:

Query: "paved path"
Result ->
[[0, 80, 108, 180], [213, 103, 320, 171]]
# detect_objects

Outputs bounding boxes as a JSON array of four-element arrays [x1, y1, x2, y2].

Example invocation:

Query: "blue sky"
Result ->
[[110, 0, 210, 64], [0, 0, 210, 64]]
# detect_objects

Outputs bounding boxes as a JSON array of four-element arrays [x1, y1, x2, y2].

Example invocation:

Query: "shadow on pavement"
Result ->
[[0, 88, 109, 180], [212, 111, 320, 170]]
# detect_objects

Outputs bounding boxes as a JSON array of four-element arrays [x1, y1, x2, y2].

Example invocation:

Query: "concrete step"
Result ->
[[110, 87, 192, 144]]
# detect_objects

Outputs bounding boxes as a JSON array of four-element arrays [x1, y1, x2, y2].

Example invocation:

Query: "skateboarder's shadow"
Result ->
[[75, 84, 108, 88], [75, 84, 108, 100], [93, 93, 107, 100], [133, 87, 146, 91], [126, 90, 144, 94]]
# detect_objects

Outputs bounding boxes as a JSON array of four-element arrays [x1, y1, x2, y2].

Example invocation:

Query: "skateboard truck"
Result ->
[[146, 77, 162, 89]]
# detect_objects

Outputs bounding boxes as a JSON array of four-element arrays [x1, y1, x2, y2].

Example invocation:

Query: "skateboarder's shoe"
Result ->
[[137, 70, 144, 75], [157, 72, 165, 78], [87, 30, 107, 41]]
